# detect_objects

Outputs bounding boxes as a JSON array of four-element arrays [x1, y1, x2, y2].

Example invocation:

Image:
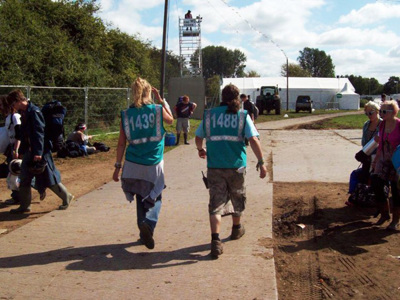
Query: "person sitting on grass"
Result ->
[[67, 122, 96, 155]]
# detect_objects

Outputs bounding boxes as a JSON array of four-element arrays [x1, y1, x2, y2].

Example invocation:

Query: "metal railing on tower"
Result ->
[[179, 16, 203, 77]]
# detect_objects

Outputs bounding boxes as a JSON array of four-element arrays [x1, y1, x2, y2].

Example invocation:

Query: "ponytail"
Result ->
[[221, 84, 240, 114], [131, 77, 152, 108], [227, 98, 240, 114]]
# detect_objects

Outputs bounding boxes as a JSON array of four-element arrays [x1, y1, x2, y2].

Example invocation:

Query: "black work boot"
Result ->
[[184, 133, 189, 145]]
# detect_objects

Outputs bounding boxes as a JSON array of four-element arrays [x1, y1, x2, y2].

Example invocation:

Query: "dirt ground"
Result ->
[[0, 146, 116, 233], [273, 182, 400, 300]]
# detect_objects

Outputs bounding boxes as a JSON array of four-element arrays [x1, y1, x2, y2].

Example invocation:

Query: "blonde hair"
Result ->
[[382, 100, 399, 115], [364, 101, 380, 112], [131, 77, 152, 108]]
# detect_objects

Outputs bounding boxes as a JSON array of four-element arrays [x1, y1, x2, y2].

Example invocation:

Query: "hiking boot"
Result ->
[[58, 194, 75, 210], [387, 221, 399, 231], [139, 222, 155, 249], [375, 213, 390, 225], [10, 206, 31, 214], [210, 240, 223, 258], [375, 202, 390, 225], [230, 225, 245, 240], [387, 207, 400, 231]]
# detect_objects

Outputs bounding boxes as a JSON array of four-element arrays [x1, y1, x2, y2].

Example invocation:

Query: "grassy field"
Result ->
[[303, 114, 367, 129], [254, 109, 350, 124]]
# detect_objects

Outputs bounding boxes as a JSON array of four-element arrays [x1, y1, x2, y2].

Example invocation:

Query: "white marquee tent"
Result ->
[[338, 82, 360, 110], [222, 77, 360, 110]]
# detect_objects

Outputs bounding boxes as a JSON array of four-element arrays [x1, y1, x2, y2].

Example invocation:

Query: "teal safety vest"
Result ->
[[204, 105, 247, 168], [121, 104, 165, 165]]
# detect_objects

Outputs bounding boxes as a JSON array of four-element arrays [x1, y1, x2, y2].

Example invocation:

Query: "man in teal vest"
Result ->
[[195, 84, 267, 259]]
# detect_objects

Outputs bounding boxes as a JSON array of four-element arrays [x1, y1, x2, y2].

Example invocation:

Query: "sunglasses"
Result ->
[[379, 109, 393, 115], [365, 111, 375, 116]]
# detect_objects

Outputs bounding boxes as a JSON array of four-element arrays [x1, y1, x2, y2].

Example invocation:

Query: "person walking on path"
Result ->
[[174, 95, 197, 145], [195, 84, 267, 259], [6, 90, 74, 214], [0, 95, 22, 205], [371, 100, 400, 230], [113, 78, 173, 249], [240, 94, 255, 122]]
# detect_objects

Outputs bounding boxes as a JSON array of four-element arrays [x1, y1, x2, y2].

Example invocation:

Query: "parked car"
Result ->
[[296, 95, 313, 113]]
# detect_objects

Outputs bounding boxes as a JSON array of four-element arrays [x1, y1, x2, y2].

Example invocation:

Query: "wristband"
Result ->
[[256, 158, 265, 171], [114, 162, 122, 168]]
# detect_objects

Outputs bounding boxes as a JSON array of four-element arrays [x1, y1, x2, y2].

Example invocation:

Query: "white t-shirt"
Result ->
[[5, 113, 21, 144]]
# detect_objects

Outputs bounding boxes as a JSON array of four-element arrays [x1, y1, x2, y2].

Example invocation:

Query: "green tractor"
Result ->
[[256, 86, 281, 115]]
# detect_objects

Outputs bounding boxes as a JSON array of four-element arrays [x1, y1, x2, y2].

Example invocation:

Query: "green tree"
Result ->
[[280, 63, 311, 77], [201, 46, 246, 78], [345, 75, 383, 95], [383, 76, 400, 95], [206, 75, 221, 98], [297, 47, 335, 77], [246, 70, 260, 77], [0, 0, 178, 89]]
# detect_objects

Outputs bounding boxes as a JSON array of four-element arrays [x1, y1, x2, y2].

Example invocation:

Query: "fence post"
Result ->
[[127, 88, 130, 108], [84, 87, 89, 128], [27, 86, 31, 100]]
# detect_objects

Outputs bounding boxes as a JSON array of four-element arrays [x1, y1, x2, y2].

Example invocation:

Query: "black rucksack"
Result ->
[[41, 100, 66, 152]]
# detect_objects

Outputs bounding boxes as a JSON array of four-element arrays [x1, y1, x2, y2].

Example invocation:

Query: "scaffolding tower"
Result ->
[[179, 16, 203, 77]]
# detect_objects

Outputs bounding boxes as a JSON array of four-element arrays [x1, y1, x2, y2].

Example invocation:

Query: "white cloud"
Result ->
[[338, 2, 400, 26], [389, 45, 400, 57], [317, 27, 400, 47], [96, 0, 400, 84], [330, 48, 400, 83]]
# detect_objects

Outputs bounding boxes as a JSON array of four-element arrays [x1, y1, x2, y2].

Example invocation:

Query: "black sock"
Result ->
[[233, 224, 241, 229], [211, 233, 220, 241], [184, 133, 188, 143]]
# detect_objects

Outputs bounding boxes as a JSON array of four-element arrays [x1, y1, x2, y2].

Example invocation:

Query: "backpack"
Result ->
[[251, 102, 259, 120], [41, 100, 67, 152], [347, 183, 387, 208], [57, 140, 85, 158], [93, 142, 110, 152]]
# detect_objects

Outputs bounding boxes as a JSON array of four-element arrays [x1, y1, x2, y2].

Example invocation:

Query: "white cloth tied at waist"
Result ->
[[121, 159, 165, 204]]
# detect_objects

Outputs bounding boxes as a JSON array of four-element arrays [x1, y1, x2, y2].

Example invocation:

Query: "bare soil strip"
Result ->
[[273, 182, 400, 300]]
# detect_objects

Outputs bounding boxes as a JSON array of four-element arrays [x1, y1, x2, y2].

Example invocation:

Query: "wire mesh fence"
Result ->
[[0, 85, 130, 135]]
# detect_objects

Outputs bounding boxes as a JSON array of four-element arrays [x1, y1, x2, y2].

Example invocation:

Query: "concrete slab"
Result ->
[[0, 137, 277, 299], [272, 129, 361, 183]]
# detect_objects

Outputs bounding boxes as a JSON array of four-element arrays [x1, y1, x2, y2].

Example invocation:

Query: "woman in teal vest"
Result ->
[[113, 77, 173, 249], [195, 83, 267, 258]]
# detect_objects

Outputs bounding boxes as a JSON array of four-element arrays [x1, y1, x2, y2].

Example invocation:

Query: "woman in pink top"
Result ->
[[371, 100, 400, 230]]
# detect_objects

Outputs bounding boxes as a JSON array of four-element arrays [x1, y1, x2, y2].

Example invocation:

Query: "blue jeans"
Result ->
[[135, 194, 162, 233]]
